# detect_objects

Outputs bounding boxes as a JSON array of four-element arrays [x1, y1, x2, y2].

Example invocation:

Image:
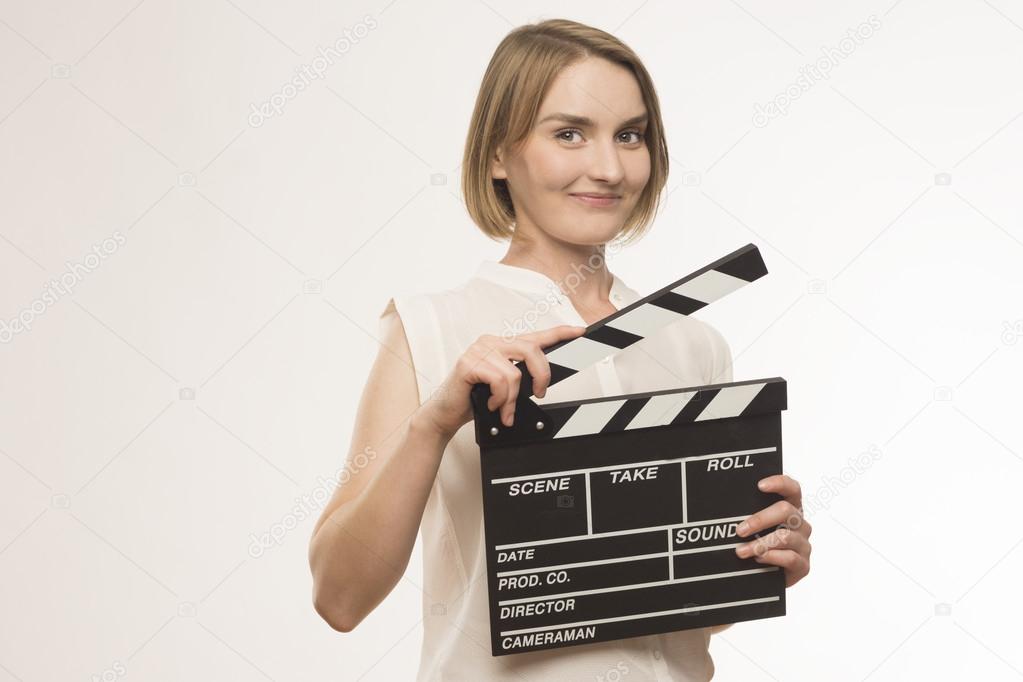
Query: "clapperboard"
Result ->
[[469, 243, 788, 656]]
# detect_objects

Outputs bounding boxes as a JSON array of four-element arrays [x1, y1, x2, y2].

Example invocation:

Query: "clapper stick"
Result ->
[[470, 243, 768, 444], [535, 242, 767, 390]]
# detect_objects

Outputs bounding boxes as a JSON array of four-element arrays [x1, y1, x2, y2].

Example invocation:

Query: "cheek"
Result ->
[[625, 150, 652, 190], [524, 145, 581, 190]]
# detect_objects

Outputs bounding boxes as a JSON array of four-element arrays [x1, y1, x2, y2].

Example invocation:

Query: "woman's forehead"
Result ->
[[537, 59, 647, 124]]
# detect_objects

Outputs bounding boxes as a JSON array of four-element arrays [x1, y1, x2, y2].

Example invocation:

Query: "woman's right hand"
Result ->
[[417, 325, 588, 440]]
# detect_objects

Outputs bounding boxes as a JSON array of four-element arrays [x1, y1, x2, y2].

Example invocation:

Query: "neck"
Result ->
[[499, 229, 614, 307]]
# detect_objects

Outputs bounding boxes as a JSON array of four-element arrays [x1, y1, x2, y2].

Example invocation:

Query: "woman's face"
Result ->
[[491, 56, 652, 247]]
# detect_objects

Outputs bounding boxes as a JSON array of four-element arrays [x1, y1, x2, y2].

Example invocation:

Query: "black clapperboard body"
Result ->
[[469, 244, 788, 656]]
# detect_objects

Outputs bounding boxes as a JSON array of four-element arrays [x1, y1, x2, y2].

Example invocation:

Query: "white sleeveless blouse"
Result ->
[[382, 260, 736, 681]]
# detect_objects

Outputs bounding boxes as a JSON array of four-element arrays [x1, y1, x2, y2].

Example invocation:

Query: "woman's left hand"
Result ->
[[734, 474, 812, 588]]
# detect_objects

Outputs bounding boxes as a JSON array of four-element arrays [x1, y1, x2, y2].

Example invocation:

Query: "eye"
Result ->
[[619, 130, 645, 144], [554, 129, 645, 144]]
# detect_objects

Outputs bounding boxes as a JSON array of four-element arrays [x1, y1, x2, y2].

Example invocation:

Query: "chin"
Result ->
[[551, 224, 623, 247]]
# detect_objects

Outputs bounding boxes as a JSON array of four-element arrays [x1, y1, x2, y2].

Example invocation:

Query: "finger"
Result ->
[[753, 549, 809, 587], [736, 500, 802, 537], [484, 353, 522, 426], [757, 474, 802, 510], [507, 340, 552, 398], [492, 327, 585, 400], [786, 516, 812, 541], [521, 324, 588, 348], [463, 340, 516, 414], [736, 526, 810, 559], [473, 361, 510, 414], [500, 330, 581, 399]]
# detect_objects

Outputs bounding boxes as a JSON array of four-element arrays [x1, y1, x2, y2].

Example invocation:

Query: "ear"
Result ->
[[490, 145, 507, 180]]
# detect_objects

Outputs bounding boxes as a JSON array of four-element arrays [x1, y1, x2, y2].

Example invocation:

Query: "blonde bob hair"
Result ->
[[461, 18, 669, 246]]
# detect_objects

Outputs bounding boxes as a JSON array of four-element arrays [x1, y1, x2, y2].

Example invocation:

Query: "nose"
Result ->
[[586, 137, 626, 186]]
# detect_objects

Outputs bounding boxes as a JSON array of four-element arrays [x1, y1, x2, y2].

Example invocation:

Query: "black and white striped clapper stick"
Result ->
[[528, 242, 766, 390], [470, 243, 772, 444]]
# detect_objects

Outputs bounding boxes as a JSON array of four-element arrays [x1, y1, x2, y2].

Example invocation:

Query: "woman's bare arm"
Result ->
[[308, 305, 585, 632], [308, 304, 448, 632]]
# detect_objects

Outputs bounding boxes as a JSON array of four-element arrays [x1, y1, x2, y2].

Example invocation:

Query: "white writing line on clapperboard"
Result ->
[[499, 596, 781, 638], [495, 514, 750, 551], [496, 540, 746, 578], [490, 446, 776, 485], [497, 566, 779, 607], [680, 458, 688, 524], [585, 471, 593, 534], [668, 529, 674, 580]]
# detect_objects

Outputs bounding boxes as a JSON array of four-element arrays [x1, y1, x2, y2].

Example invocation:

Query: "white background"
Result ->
[[1, 1, 1021, 680]]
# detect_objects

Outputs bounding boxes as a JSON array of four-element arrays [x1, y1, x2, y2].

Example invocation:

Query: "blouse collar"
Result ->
[[474, 260, 633, 308]]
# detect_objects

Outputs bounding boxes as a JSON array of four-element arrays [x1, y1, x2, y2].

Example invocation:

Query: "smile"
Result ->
[[569, 193, 621, 208]]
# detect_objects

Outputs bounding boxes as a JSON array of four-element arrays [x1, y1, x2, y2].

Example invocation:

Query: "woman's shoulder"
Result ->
[[377, 269, 504, 352], [380, 262, 536, 322], [378, 278, 480, 323]]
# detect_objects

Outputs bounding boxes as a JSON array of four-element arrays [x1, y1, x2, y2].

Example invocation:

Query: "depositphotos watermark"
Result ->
[[741, 444, 883, 559], [500, 241, 625, 341], [1001, 319, 1023, 345], [247, 445, 378, 558], [248, 15, 379, 127], [90, 660, 126, 682], [802, 444, 883, 516], [752, 15, 882, 128], [0, 230, 127, 344], [595, 661, 630, 682]]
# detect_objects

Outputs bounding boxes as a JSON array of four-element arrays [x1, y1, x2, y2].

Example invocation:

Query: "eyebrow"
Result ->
[[537, 112, 649, 127]]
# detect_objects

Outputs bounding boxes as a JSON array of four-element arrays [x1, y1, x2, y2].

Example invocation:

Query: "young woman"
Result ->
[[310, 18, 811, 681]]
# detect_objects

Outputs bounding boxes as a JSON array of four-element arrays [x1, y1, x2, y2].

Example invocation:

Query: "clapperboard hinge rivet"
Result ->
[[489, 426, 499, 436], [536, 421, 544, 430]]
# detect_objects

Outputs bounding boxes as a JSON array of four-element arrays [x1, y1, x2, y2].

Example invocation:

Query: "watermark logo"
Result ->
[[0, 230, 127, 344], [802, 444, 883, 515], [753, 15, 882, 128], [596, 661, 630, 682], [1001, 319, 1023, 345], [500, 240, 625, 341], [248, 445, 378, 557], [248, 15, 379, 127], [90, 660, 126, 682]]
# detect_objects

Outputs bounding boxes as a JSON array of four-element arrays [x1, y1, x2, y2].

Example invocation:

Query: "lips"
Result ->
[[570, 193, 621, 208]]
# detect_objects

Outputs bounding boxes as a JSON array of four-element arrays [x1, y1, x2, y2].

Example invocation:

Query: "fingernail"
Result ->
[[736, 544, 751, 558], [736, 522, 750, 536], [757, 480, 768, 490]]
